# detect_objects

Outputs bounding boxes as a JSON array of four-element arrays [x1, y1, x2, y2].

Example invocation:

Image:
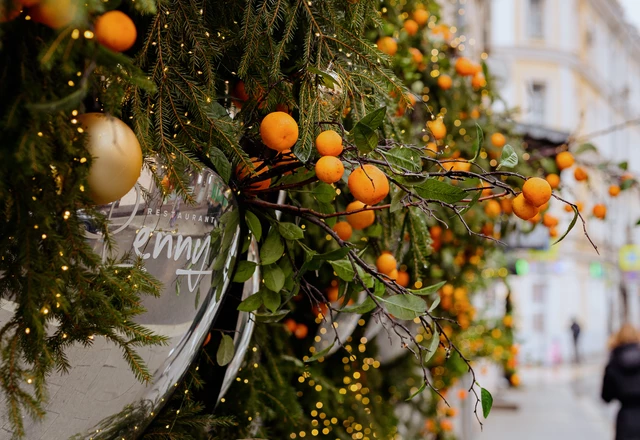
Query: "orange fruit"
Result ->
[[95, 11, 137, 52], [481, 223, 494, 236], [437, 74, 453, 90], [593, 204, 607, 219], [332, 221, 353, 241], [455, 57, 475, 76], [484, 199, 501, 218], [403, 19, 419, 36], [440, 420, 453, 432], [546, 173, 560, 189], [491, 133, 506, 148], [348, 164, 390, 205], [556, 151, 574, 170], [609, 185, 621, 197], [500, 197, 513, 214], [522, 177, 552, 207], [346, 200, 375, 230], [512, 193, 538, 220], [408, 47, 423, 64], [564, 202, 582, 213], [539, 201, 549, 212], [396, 270, 410, 287], [327, 286, 340, 302], [388, 268, 399, 281], [315, 130, 343, 156], [427, 117, 447, 140], [294, 323, 308, 339], [528, 212, 541, 224], [458, 389, 468, 400], [470, 108, 481, 119], [549, 227, 558, 238], [376, 253, 397, 275], [260, 111, 299, 152], [203, 332, 212, 347], [510, 374, 520, 387], [426, 142, 438, 155], [232, 81, 250, 108], [377, 36, 398, 56], [622, 173, 634, 182], [432, 23, 453, 40], [284, 319, 297, 333], [542, 213, 558, 228], [236, 158, 271, 192], [30, 0, 76, 28], [18, 0, 38, 6], [1, 0, 21, 22], [471, 73, 486, 89], [573, 166, 588, 181], [412, 8, 429, 26], [315, 156, 344, 184], [448, 160, 471, 172]]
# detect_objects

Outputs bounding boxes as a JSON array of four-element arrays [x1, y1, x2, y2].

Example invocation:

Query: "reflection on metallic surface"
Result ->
[[0, 168, 240, 439]]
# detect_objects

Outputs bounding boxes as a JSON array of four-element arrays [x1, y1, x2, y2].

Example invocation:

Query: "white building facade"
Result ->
[[447, 0, 640, 364]]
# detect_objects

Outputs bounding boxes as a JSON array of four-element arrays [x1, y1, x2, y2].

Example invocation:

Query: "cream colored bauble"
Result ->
[[77, 113, 142, 205]]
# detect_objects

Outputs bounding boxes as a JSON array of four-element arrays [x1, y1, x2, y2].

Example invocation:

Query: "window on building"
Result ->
[[529, 82, 546, 125], [532, 283, 546, 304], [528, 0, 544, 40]]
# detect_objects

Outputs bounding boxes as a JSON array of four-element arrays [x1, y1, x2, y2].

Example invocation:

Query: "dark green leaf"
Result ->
[[469, 124, 484, 163], [424, 326, 440, 363], [390, 189, 407, 213], [358, 106, 387, 130], [263, 288, 281, 312], [415, 179, 467, 204], [245, 211, 262, 241], [313, 247, 350, 261], [384, 147, 421, 173], [209, 147, 232, 183], [374, 280, 386, 297], [315, 202, 337, 227], [410, 281, 446, 296], [481, 387, 494, 418], [498, 144, 518, 169], [353, 124, 378, 153], [428, 296, 441, 313], [406, 381, 427, 401], [330, 259, 355, 281], [459, 187, 482, 215], [305, 342, 335, 362], [619, 161, 629, 171], [278, 222, 304, 240], [233, 260, 258, 283], [314, 183, 336, 203], [263, 264, 285, 293], [216, 334, 235, 366], [237, 292, 263, 312], [340, 296, 377, 314], [575, 143, 598, 155], [253, 310, 289, 323], [622, 179, 635, 190], [381, 295, 426, 320], [365, 223, 383, 238], [260, 228, 284, 265], [552, 205, 578, 245]]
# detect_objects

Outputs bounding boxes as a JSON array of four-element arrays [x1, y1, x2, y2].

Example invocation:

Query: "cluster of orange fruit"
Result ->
[[284, 318, 309, 339], [375, 252, 410, 287], [454, 56, 486, 90], [439, 284, 476, 329]]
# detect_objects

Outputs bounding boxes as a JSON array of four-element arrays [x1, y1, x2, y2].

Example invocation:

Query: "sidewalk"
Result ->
[[479, 362, 615, 440]]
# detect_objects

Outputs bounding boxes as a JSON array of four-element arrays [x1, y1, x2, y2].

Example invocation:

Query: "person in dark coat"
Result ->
[[602, 323, 640, 440]]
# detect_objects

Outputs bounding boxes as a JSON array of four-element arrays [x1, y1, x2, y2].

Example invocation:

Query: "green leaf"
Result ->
[[384, 147, 422, 173], [358, 106, 387, 130], [260, 228, 284, 265], [380, 295, 426, 320], [621, 179, 635, 190], [459, 186, 482, 215], [469, 124, 484, 163], [330, 259, 355, 281], [263, 264, 285, 293], [253, 310, 289, 323], [365, 223, 383, 238], [410, 281, 446, 296], [314, 183, 336, 203], [305, 342, 335, 362], [308, 66, 339, 88], [481, 387, 494, 418], [636, 218, 640, 226], [406, 381, 427, 401], [424, 326, 440, 363], [313, 247, 350, 261], [575, 143, 598, 155], [233, 261, 258, 283], [390, 189, 407, 213], [497, 144, 518, 169], [209, 147, 232, 183], [552, 205, 578, 246], [353, 124, 379, 153], [408, 208, 432, 279], [374, 280, 386, 297], [415, 179, 467, 204], [263, 288, 281, 312], [428, 296, 441, 313], [278, 222, 304, 240], [356, 266, 374, 288], [619, 161, 629, 171], [216, 334, 235, 366], [340, 296, 377, 314], [245, 211, 262, 241], [237, 292, 263, 312]]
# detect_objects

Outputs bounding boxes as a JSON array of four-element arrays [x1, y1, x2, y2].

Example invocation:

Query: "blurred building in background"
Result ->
[[445, 0, 640, 365]]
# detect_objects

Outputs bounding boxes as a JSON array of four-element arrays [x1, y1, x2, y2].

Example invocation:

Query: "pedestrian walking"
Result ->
[[570, 318, 581, 364], [602, 323, 640, 440]]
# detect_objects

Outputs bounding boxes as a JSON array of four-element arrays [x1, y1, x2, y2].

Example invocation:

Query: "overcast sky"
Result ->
[[620, 0, 640, 30]]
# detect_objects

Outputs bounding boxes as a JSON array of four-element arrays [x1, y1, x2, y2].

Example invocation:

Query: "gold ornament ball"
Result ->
[[77, 113, 142, 205]]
